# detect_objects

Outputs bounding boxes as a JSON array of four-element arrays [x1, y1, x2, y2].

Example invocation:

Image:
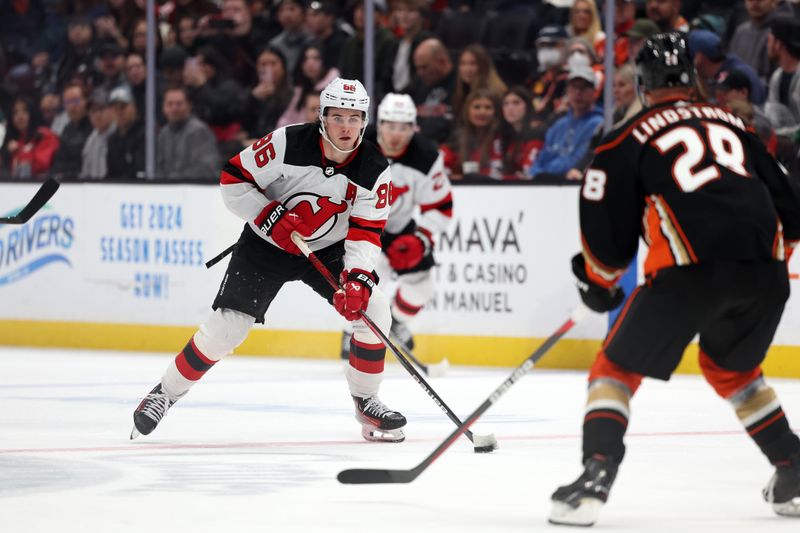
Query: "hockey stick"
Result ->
[[291, 232, 498, 453], [205, 243, 236, 268], [392, 340, 450, 378], [0, 178, 60, 225], [337, 304, 588, 484]]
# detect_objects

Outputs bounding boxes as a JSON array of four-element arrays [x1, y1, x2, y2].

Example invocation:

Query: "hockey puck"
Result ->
[[472, 433, 499, 453]]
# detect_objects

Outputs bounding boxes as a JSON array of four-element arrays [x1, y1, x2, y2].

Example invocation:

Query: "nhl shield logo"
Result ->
[[324, 166, 335, 176]]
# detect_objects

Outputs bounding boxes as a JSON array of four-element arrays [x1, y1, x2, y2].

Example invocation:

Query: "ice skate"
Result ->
[[549, 455, 619, 527], [390, 317, 414, 352], [764, 454, 800, 517], [352, 395, 406, 443], [130, 384, 180, 439]]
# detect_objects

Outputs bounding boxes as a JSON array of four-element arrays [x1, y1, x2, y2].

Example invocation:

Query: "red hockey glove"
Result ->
[[254, 201, 312, 255], [333, 269, 376, 321], [386, 229, 432, 271]]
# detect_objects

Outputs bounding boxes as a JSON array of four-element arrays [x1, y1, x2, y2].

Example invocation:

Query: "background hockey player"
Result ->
[[550, 32, 800, 527], [132, 78, 408, 443], [342, 92, 452, 358]]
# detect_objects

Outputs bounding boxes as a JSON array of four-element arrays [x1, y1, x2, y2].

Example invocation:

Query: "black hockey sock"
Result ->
[[583, 411, 628, 464], [582, 379, 630, 463], [746, 408, 800, 464], [731, 378, 800, 464]]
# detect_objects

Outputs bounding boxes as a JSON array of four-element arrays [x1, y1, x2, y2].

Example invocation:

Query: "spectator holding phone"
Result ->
[[277, 41, 339, 127], [243, 46, 293, 141]]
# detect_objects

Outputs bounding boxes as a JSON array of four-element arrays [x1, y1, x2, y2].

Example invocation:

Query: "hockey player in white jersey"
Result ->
[[131, 78, 407, 443], [340, 93, 452, 356]]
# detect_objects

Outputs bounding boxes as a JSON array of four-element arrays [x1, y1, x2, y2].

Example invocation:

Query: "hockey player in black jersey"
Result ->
[[340, 93, 453, 357], [131, 78, 407, 443], [550, 32, 800, 526]]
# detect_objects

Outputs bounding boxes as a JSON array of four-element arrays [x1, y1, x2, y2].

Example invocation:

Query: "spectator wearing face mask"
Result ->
[[529, 25, 569, 130], [567, 37, 604, 96]]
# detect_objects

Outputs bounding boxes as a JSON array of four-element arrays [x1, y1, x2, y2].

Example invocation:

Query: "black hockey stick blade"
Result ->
[[337, 467, 419, 484], [0, 178, 60, 224]]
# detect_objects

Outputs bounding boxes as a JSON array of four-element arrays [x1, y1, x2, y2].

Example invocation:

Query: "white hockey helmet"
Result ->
[[319, 77, 370, 122], [318, 77, 370, 154], [378, 93, 417, 124]]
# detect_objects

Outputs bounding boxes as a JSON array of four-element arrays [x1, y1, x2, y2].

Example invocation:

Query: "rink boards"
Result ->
[[1, 181, 799, 377]]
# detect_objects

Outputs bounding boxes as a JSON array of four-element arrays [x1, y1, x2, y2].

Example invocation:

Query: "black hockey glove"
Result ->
[[571, 253, 625, 313]]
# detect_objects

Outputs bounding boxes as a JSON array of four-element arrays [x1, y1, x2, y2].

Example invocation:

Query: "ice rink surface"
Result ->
[[1, 347, 799, 533]]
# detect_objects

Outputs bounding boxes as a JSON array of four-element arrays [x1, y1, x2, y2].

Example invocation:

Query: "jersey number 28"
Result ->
[[654, 123, 749, 192], [582, 123, 750, 201]]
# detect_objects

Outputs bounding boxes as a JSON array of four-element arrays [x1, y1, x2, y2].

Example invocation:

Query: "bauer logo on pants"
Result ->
[[0, 207, 74, 286]]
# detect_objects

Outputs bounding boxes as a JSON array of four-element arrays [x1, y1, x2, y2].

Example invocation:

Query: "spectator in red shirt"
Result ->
[[441, 88, 502, 180], [1, 97, 59, 178], [498, 86, 542, 180]]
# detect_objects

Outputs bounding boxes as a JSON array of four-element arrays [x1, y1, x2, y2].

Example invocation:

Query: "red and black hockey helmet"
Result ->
[[635, 31, 696, 92]]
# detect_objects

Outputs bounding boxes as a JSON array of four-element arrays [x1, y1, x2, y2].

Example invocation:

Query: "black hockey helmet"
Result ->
[[635, 31, 696, 92]]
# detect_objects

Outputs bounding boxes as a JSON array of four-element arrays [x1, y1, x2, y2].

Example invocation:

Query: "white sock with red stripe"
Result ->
[[346, 288, 390, 397], [161, 309, 254, 399], [391, 270, 433, 322], [347, 335, 384, 398]]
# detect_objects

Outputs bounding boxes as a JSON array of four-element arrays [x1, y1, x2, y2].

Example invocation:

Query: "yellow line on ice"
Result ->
[[1, 320, 798, 378]]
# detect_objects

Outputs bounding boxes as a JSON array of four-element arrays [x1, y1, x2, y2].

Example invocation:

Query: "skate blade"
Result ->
[[773, 499, 800, 517], [548, 498, 604, 527], [130, 427, 140, 440], [361, 425, 405, 443]]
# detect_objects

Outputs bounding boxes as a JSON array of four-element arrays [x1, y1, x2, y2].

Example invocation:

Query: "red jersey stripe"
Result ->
[[347, 227, 382, 247], [349, 216, 386, 230], [348, 356, 385, 374], [229, 153, 255, 182]]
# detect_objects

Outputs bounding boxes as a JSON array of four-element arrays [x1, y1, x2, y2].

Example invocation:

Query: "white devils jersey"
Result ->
[[377, 133, 453, 235], [220, 123, 392, 272]]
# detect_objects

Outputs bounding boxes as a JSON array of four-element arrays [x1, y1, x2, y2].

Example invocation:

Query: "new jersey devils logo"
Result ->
[[389, 183, 410, 211], [390, 184, 410, 204], [285, 193, 348, 242]]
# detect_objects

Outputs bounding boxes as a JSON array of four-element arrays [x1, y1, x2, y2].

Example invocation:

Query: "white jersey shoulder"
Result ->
[[219, 123, 392, 273], [385, 133, 453, 235]]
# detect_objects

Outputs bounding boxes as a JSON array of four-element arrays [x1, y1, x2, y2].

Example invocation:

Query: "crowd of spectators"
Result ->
[[1, 0, 800, 183]]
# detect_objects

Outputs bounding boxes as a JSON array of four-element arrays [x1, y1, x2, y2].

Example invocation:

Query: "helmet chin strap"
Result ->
[[319, 120, 366, 155]]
